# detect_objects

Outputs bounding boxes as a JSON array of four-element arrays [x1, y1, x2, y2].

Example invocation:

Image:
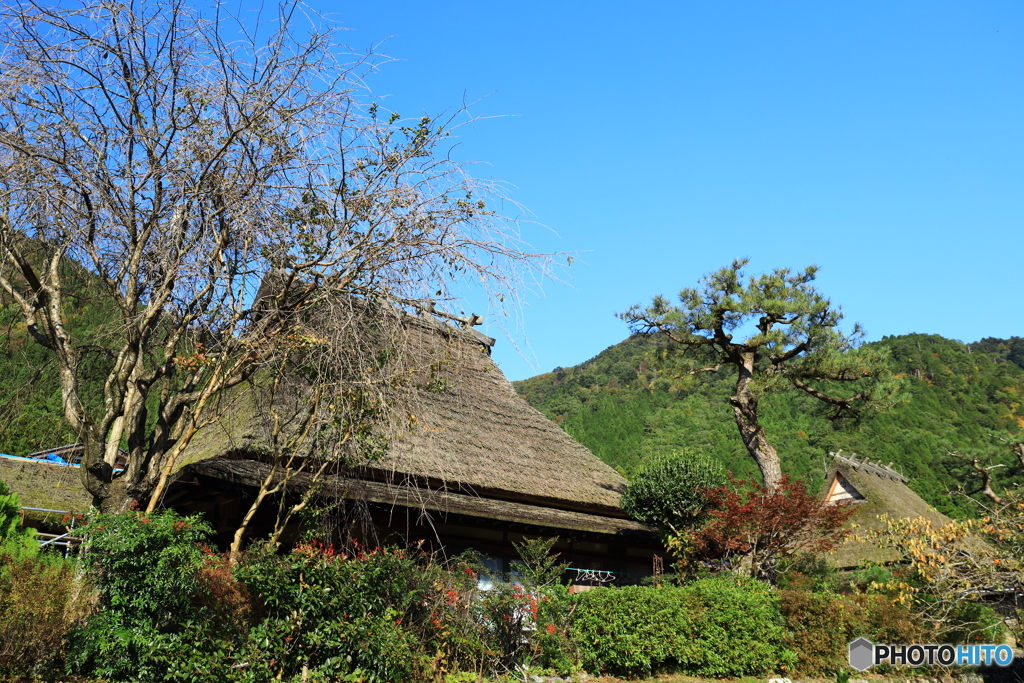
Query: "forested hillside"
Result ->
[[514, 333, 1024, 517], [971, 336, 1024, 372], [0, 246, 127, 455]]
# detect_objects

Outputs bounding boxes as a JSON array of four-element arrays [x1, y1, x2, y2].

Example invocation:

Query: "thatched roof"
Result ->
[[824, 453, 950, 568], [180, 314, 647, 532], [0, 456, 92, 516]]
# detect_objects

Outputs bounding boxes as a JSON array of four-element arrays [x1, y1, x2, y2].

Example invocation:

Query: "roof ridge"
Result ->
[[829, 450, 908, 483]]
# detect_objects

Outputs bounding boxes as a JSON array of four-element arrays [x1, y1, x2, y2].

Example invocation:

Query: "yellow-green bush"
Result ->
[[780, 589, 927, 676]]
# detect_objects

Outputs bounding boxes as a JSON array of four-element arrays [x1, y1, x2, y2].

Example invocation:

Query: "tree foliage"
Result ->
[[620, 449, 726, 532], [972, 336, 1024, 372], [619, 259, 903, 490], [0, 0, 548, 512], [866, 513, 1012, 642], [668, 475, 856, 584], [0, 479, 35, 557]]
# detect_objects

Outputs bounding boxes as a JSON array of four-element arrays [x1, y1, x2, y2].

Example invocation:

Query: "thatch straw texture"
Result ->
[[181, 316, 634, 521], [0, 457, 91, 516], [824, 453, 950, 568]]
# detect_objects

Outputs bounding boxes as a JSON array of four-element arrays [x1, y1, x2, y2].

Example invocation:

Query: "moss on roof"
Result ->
[[824, 453, 950, 568], [0, 457, 92, 517]]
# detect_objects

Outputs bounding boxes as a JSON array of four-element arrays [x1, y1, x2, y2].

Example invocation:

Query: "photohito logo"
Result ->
[[848, 638, 1014, 671]]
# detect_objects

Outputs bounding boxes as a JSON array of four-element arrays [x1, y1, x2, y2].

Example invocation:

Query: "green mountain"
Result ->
[[970, 337, 1024, 372], [514, 334, 1024, 518], [0, 245, 121, 455]]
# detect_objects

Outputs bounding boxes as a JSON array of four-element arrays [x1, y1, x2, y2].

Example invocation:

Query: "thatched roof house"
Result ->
[[169, 313, 660, 578], [824, 452, 950, 569]]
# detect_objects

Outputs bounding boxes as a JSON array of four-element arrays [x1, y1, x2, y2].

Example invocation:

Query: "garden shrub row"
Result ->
[[0, 507, 1008, 681], [779, 588, 923, 675], [3, 510, 580, 682], [571, 577, 796, 678]]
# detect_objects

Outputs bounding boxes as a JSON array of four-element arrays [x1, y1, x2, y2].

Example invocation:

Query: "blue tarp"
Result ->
[[0, 453, 80, 467]]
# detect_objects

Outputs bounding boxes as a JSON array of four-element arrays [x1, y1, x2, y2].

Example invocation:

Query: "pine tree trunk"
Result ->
[[729, 358, 782, 491], [729, 355, 782, 584]]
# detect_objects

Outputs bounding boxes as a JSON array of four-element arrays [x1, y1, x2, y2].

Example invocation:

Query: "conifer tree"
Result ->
[[620, 259, 902, 492]]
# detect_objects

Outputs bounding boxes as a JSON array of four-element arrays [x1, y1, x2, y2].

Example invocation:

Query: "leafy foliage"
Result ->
[[779, 590, 924, 676], [233, 541, 424, 682], [62, 525, 585, 682], [570, 584, 699, 676], [866, 512, 1013, 643], [68, 510, 213, 680], [0, 479, 35, 557], [670, 475, 855, 583], [570, 575, 795, 678], [682, 575, 797, 677], [620, 449, 726, 531], [509, 537, 575, 674], [972, 336, 1024, 372]]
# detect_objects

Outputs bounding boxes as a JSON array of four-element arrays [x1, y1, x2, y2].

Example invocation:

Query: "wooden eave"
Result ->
[[186, 459, 657, 539]]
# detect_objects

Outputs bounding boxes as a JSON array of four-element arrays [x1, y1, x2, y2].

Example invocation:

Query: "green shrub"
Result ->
[[478, 582, 533, 673], [780, 589, 927, 676], [572, 575, 794, 678], [67, 509, 214, 681], [234, 541, 429, 683], [532, 583, 576, 676], [571, 585, 701, 677], [621, 449, 726, 530], [683, 574, 796, 677], [855, 592, 927, 644], [414, 554, 490, 680], [0, 479, 36, 558], [780, 589, 867, 675], [511, 537, 577, 675]]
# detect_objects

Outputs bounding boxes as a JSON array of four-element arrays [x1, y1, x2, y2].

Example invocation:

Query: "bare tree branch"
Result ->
[[0, 0, 553, 512]]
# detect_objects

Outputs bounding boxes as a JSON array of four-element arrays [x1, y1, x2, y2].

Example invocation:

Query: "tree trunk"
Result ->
[[79, 433, 142, 512], [729, 356, 782, 584], [729, 358, 783, 491]]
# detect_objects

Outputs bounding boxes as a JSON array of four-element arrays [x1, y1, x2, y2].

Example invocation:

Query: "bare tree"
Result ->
[[0, 0, 547, 512], [221, 297, 437, 554]]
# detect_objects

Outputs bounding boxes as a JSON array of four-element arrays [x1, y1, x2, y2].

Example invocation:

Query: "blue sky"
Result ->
[[288, 0, 1023, 381]]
